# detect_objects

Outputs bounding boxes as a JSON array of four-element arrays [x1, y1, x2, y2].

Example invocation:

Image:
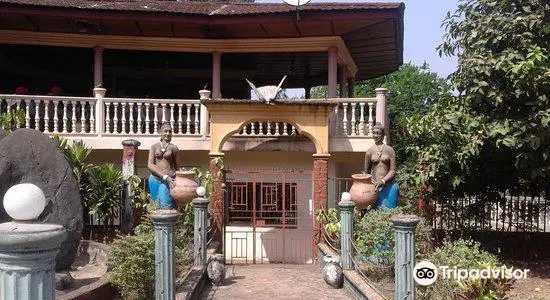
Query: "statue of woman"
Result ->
[[364, 123, 399, 208], [148, 122, 179, 209]]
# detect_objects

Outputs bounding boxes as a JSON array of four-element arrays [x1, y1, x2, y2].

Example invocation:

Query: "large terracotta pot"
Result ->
[[170, 171, 198, 207], [348, 173, 377, 209]]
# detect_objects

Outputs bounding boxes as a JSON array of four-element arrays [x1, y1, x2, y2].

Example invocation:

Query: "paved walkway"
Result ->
[[199, 264, 351, 300]]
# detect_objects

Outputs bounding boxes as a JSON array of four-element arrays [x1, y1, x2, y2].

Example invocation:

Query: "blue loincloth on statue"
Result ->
[[374, 181, 399, 209], [148, 175, 176, 209]]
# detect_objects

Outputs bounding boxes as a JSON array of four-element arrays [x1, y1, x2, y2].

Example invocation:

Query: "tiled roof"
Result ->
[[0, 0, 404, 15]]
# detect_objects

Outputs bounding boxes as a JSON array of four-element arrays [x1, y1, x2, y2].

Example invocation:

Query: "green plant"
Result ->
[[189, 156, 224, 197], [354, 206, 432, 265], [418, 239, 503, 300], [108, 218, 192, 300], [87, 164, 124, 225], [0, 109, 25, 132], [315, 208, 341, 238], [127, 175, 155, 212]]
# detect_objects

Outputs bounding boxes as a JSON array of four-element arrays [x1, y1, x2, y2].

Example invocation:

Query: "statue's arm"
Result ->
[[383, 147, 397, 183], [172, 144, 180, 174], [364, 150, 372, 174], [147, 144, 163, 178]]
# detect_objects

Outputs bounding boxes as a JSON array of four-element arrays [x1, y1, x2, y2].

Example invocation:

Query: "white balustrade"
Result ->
[[333, 98, 378, 137], [0, 95, 97, 134], [97, 98, 201, 136]]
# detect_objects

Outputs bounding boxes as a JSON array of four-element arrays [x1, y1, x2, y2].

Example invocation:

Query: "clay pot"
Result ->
[[170, 171, 198, 207], [348, 173, 377, 209], [323, 256, 343, 288]]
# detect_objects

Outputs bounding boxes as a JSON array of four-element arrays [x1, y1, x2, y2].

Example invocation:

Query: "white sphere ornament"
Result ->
[[341, 192, 352, 202], [196, 186, 207, 197], [3, 183, 46, 221]]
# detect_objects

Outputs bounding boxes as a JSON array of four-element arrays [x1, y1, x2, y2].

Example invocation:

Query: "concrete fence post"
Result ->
[[193, 196, 209, 266], [0, 184, 67, 300], [339, 192, 356, 270], [150, 212, 179, 300], [121, 139, 140, 234], [391, 214, 420, 300]]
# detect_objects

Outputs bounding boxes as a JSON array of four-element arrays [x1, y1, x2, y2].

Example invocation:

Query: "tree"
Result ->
[[403, 0, 550, 202], [354, 63, 451, 166]]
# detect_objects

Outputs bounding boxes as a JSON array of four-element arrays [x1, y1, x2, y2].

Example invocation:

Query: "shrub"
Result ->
[[108, 218, 192, 300], [354, 206, 432, 265], [417, 239, 505, 300]]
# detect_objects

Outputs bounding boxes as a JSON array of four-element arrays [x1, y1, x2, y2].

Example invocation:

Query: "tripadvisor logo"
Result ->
[[413, 260, 530, 286]]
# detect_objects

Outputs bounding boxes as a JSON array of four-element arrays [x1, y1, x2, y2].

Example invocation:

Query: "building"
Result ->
[[0, 0, 404, 264]]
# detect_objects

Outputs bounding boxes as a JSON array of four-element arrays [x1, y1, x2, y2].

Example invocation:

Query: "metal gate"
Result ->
[[224, 169, 314, 264]]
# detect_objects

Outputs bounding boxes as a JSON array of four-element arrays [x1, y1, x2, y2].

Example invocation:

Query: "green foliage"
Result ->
[[127, 175, 155, 212], [418, 239, 504, 300], [190, 156, 224, 197], [404, 0, 549, 205], [88, 164, 125, 225], [315, 208, 341, 238], [354, 206, 432, 265], [355, 63, 452, 167], [0, 109, 25, 132], [108, 219, 192, 300]]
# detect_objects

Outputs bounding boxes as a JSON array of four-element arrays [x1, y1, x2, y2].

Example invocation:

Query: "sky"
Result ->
[[256, 0, 460, 78]]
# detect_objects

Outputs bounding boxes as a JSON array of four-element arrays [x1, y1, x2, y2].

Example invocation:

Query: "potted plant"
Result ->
[[199, 83, 211, 100]]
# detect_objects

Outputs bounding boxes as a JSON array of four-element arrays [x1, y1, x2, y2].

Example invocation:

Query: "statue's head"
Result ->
[[372, 123, 384, 143], [160, 122, 172, 142]]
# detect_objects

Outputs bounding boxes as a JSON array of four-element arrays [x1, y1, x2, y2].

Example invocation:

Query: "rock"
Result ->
[[535, 287, 541, 292], [0, 129, 83, 270], [55, 271, 74, 290], [207, 254, 226, 286], [0, 129, 7, 141]]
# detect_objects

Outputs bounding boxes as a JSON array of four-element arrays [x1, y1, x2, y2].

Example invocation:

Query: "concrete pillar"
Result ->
[[93, 87, 106, 135], [0, 184, 67, 300], [347, 77, 355, 98], [375, 88, 389, 144], [209, 153, 225, 246], [150, 212, 179, 300], [93, 46, 103, 88], [121, 139, 141, 233], [339, 192, 355, 270], [304, 86, 311, 99], [193, 196, 210, 266], [391, 214, 420, 300], [339, 67, 348, 98], [212, 51, 222, 99], [312, 154, 330, 243], [327, 47, 338, 98]]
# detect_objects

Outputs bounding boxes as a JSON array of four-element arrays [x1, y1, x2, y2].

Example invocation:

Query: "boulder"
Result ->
[[0, 129, 83, 270], [0, 129, 7, 141]]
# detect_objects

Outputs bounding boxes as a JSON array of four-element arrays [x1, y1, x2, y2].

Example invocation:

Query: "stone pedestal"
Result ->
[[338, 193, 356, 270], [121, 139, 140, 233], [0, 222, 67, 300], [193, 197, 209, 267], [391, 214, 420, 300], [150, 212, 179, 300]]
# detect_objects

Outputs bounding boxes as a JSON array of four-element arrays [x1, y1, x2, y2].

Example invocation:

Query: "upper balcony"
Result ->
[[0, 88, 388, 153]]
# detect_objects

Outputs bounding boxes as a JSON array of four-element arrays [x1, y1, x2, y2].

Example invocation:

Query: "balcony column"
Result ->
[[339, 66, 348, 98], [304, 86, 311, 99], [93, 87, 106, 135], [312, 154, 330, 244], [375, 88, 390, 144], [347, 77, 355, 98], [209, 152, 225, 247], [328, 47, 338, 136], [93, 46, 103, 89], [212, 51, 222, 99], [327, 47, 338, 98]]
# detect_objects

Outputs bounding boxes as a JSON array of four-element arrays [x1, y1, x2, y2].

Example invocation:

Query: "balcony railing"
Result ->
[[0, 93, 382, 141]]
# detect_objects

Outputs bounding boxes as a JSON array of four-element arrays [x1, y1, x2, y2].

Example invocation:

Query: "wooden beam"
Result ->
[[0, 29, 358, 76]]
